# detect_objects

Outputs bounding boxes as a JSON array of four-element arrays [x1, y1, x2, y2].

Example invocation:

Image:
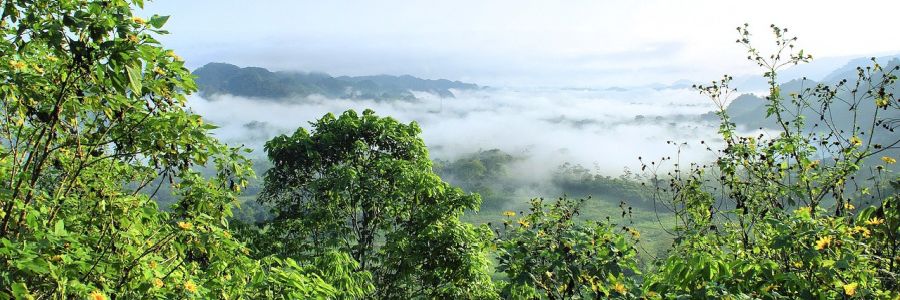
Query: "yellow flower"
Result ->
[[866, 217, 884, 226], [132, 16, 146, 25], [876, 97, 890, 108], [843, 282, 858, 296], [127, 34, 139, 43], [882, 156, 896, 164], [166, 50, 183, 62], [613, 282, 626, 294], [177, 221, 193, 230], [153, 278, 164, 288], [627, 228, 641, 239], [806, 160, 820, 169], [502, 210, 516, 217], [844, 202, 855, 210], [794, 206, 812, 217], [184, 280, 197, 293], [815, 236, 832, 250], [89, 291, 106, 300], [8, 59, 26, 70], [853, 226, 871, 238], [517, 218, 530, 228], [849, 136, 863, 147], [792, 261, 803, 268], [149, 261, 157, 269]]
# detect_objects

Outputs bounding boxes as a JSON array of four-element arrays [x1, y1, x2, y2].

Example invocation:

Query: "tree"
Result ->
[[0, 0, 334, 298], [260, 109, 497, 298]]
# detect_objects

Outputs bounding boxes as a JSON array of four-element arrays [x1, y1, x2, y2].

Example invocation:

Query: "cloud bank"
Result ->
[[189, 87, 723, 178]]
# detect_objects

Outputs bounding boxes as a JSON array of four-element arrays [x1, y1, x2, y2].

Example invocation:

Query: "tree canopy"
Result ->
[[2, 1, 900, 299], [258, 109, 496, 298], [0, 0, 335, 298]]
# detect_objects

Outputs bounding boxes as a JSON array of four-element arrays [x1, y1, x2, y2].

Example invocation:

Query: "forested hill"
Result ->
[[192, 62, 479, 100]]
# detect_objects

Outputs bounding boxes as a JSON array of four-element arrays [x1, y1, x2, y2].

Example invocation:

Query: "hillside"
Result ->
[[713, 57, 900, 137], [192, 62, 478, 100]]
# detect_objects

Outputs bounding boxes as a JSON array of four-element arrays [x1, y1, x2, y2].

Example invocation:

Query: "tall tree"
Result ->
[[260, 109, 497, 299]]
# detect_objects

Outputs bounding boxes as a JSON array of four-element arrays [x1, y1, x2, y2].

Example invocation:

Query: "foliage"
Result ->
[[259, 109, 497, 299], [434, 149, 518, 210], [641, 24, 900, 299], [552, 163, 651, 206], [646, 205, 892, 298], [5, 0, 900, 297], [0, 0, 335, 298], [495, 197, 640, 299]]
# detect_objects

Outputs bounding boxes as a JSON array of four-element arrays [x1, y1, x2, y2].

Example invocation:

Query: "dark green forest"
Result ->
[[1, 1, 899, 299], [192, 63, 476, 100]]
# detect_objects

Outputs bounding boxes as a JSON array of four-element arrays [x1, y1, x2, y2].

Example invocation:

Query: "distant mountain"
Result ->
[[701, 56, 900, 171], [192, 63, 478, 100], [820, 54, 900, 83], [716, 57, 900, 146], [729, 54, 900, 92]]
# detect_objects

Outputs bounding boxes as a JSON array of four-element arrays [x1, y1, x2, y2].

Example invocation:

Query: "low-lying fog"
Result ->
[[189, 87, 724, 177]]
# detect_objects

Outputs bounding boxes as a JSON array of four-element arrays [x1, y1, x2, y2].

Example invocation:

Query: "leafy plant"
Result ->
[[0, 0, 334, 298], [495, 197, 640, 299], [259, 109, 497, 299], [641, 24, 900, 299]]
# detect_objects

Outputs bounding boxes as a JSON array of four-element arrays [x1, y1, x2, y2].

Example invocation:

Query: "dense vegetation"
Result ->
[[0, 0, 336, 298], [1, 1, 898, 299], [249, 109, 496, 298]]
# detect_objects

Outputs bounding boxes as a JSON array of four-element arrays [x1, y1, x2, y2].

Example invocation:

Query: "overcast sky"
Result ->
[[141, 0, 900, 87]]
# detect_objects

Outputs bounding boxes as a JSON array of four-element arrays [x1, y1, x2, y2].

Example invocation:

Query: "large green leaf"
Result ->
[[126, 63, 142, 95]]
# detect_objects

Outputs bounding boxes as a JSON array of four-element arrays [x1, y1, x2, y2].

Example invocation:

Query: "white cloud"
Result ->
[[144, 0, 900, 87], [189, 87, 723, 176]]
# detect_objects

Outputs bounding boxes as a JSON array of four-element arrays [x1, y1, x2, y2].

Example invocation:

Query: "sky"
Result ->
[[141, 0, 900, 87]]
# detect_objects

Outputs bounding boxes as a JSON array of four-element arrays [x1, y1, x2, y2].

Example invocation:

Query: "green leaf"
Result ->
[[149, 15, 169, 28], [11, 282, 33, 300], [54, 220, 65, 236], [126, 64, 142, 95]]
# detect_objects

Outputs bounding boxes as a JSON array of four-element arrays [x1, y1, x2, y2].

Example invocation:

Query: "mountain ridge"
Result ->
[[192, 62, 479, 100]]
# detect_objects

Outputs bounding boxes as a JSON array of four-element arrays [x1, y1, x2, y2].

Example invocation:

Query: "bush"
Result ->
[[495, 197, 640, 299]]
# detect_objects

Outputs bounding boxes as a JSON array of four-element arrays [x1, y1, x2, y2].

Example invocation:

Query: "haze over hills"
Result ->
[[721, 56, 900, 131], [192, 62, 479, 100], [190, 54, 900, 170], [728, 53, 900, 92]]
